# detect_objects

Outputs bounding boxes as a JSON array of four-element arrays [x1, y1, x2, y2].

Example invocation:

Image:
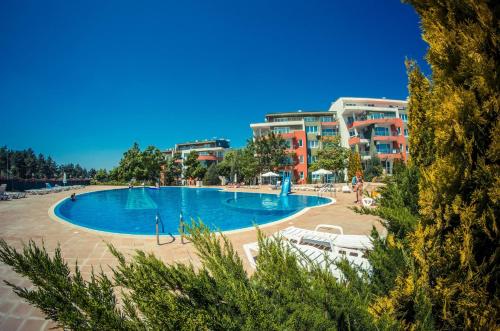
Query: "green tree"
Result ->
[[252, 133, 288, 174], [347, 151, 363, 180], [88, 168, 97, 179], [23, 148, 37, 178], [141, 146, 165, 182], [203, 163, 220, 185], [363, 157, 383, 182], [0, 147, 81, 179], [116, 143, 143, 181], [114, 143, 164, 182], [184, 151, 206, 180], [239, 150, 259, 184], [217, 148, 259, 184], [0, 146, 8, 177], [372, 1, 500, 328], [94, 169, 108, 182], [108, 167, 120, 181], [163, 153, 182, 186], [216, 152, 233, 179], [309, 136, 350, 173]]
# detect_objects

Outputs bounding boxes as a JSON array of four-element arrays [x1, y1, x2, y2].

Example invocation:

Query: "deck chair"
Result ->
[[278, 225, 373, 251], [243, 238, 370, 279], [0, 184, 11, 200]]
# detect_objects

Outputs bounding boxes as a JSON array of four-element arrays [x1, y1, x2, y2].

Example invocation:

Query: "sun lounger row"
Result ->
[[25, 185, 85, 195], [244, 238, 370, 279], [0, 184, 10, 200], [0, 184, 28, 200], [6, 192, 27, 199], [278, 225, 373, 251], [243, 224, 373, 278], [293, 185, 338, 192]]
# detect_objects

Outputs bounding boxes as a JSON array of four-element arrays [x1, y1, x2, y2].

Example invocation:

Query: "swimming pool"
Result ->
[[53, 187, 331, 235]]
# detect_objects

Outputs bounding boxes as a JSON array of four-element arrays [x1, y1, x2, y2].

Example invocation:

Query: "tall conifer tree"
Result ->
[[373, 1, 499, 328]]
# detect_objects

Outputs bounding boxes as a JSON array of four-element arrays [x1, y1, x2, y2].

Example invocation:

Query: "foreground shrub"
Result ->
[[0, 223, 399, 330]]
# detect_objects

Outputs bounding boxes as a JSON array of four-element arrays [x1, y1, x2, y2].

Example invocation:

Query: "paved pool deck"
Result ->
[[0, 185, 384, 330]]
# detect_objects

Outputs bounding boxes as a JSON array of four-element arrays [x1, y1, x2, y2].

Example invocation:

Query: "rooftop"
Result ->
[[334, 97, 408, 104], [176, 138, 230, 147], [265, 110, 333, 117]]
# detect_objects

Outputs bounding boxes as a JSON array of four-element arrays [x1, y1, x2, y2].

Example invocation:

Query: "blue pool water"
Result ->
[[54, 187, 330, 235]]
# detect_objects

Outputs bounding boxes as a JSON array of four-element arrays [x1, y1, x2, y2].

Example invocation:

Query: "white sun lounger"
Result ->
[[277, 225, 373, 251], [0, 184, 11, 201], [243, 239, 370, 279]]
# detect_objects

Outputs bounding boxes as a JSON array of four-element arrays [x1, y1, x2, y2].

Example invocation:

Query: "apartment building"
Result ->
[[250, 111, 339, 184], [163, 138, 230, 167], [250, 97, 408, 183], [329, 97, 409, 174], [161, 138, 230, 185]]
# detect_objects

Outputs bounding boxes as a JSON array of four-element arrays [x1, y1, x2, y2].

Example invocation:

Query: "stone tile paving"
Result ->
[[0, 185, 384, 330]]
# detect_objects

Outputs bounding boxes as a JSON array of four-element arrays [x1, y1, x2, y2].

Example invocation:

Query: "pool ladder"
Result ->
[[156, 211, 185, 245], [155, 212, 164, 245]]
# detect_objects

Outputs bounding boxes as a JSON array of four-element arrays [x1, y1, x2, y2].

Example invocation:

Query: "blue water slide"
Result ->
[[280, 176, 291, 196]]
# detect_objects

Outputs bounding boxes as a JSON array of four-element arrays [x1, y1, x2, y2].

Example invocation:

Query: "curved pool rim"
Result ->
[[48, 187, 336, 238]]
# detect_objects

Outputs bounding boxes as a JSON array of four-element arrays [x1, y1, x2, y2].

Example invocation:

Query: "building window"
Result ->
[[320, 116, 333, 122], [298, 139, 303, 147], [368, 112, 396, 120], [376, 143, 391, 154], [322, 128, 337, 136], [272, 117, 291, 122], [300, 171, 304, 179], [404, 128, 409, 137], [307, 140, 319, 148], [273, 127, 290, 134], [299, 155, 304, 164], [349, 130, 356, 137], [308, 155, 318, 163], [406, 145, 409, 152], [399, 114, 408, 122], [305, 126, 318, 133], [368, 113, 382, 120], [375, 127, 390, 136]]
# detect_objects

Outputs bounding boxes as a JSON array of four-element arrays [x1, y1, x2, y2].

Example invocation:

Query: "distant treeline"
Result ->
[[0, 146, 94, 179]]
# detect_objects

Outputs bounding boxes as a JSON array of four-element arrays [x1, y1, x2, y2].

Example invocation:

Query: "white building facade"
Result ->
[[329, 97, 409, 174]]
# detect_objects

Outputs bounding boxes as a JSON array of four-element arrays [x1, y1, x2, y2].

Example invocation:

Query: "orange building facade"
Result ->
[[250, 111, 339, 184]]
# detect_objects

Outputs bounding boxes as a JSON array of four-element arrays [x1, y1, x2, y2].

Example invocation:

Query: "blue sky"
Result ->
[[0, 0, 428, 170]]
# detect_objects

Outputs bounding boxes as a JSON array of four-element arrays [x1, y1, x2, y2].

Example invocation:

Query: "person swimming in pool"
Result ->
[[70, 193, 76, 202]]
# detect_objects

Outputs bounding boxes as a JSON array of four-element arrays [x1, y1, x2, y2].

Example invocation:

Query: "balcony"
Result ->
[[320, 121, 338, 127], [250, 120, 304, 128], [373, 133, 399, 142], [197, 155, 218, 161], [376, 149, 404, 159], [344, 105, 402, 113], [347, 117, 401, 129], [348, 136, 369, 145]]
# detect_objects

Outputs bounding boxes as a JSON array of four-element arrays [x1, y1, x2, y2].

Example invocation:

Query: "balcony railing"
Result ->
[[347, 117, 402, 129]]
